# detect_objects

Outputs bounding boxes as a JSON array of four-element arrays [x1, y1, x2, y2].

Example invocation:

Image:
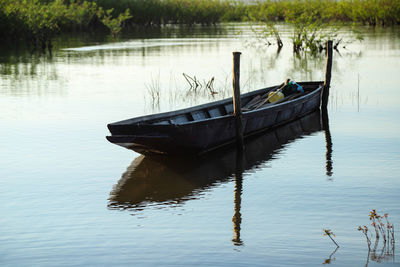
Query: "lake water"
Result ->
[[1, 24, 399, 266]]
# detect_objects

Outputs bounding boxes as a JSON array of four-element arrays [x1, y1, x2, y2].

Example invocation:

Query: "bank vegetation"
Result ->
[[1, 0, 399, 50]]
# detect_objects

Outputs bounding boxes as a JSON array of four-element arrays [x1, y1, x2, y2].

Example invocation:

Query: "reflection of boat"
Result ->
[[106, 81, 323, 155], [108, 111, 323, 211]]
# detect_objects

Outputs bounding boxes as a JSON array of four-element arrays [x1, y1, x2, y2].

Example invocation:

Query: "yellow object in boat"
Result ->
[[268, 91, 284, 103]]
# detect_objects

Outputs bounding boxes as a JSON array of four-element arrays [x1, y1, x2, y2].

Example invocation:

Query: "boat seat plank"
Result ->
[[153, 120, 171, 125], [208, 107, 223, 118], [170, 114, 190, 124], [224, 104, 233, 114], [191, 111, 207, 121]]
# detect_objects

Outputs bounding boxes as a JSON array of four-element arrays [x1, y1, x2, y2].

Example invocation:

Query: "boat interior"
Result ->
[[149, 82, 323, 126]]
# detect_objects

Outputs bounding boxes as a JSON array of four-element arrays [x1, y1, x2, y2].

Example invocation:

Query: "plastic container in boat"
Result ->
[[268, 91, 285, 103]]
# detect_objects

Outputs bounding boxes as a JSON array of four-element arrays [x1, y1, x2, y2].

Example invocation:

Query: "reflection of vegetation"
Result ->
[[285, 52, 325, 81], [0, 58, 66, 96], [323, 246, 338, 265]]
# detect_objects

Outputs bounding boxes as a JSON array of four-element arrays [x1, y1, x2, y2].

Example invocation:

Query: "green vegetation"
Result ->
[[97, 8, 132, 37], [0, 0, 131, 49], [247, 0, 400, 26], [90, 0, 400, 27], [1, 0, 399, 50], [248, 0, 398, 53], [93, 0, 246, 25]]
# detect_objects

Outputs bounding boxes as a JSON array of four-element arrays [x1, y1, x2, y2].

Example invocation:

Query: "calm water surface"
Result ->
[[1, 24, 400, 266]]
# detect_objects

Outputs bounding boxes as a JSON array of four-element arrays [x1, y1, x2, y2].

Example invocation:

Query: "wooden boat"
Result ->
[[106, 81, 324, 155], [108, 111, 323, 211]]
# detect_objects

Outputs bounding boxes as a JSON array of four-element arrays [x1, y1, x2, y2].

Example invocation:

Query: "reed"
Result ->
[[145, 72, 161, 109]]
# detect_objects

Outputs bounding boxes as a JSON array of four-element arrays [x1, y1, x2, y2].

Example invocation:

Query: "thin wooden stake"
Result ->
[[233, 52, 244, 150], [322, 40, 333, 108]]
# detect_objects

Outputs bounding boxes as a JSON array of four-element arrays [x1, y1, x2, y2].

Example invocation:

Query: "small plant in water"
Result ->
[[323, 229, 339, 247], [182, 73, 217, 95], [145, 73, 161, 110], [358, 225, 372, 250], [358, 210, 396, 265]]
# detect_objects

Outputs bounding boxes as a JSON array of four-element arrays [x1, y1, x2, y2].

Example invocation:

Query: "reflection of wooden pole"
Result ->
[[321, 107, 333, 177], [232, 149, 244, 246], [322, 40, 333, 108], [233, 52, 244, 150]]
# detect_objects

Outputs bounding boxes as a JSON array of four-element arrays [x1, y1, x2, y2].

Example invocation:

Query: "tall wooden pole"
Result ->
[[233, 52, 244, 150], [232, 53, 244, 243], [322, 40, 333, 108]]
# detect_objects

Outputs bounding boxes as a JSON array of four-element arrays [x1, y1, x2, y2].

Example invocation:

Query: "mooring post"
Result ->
[[322, 40, 333, 108], [232, 52, 244, 150]]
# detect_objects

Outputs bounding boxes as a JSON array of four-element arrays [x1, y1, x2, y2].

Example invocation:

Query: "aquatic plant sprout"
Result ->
[[323, 229, 339, 247]]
